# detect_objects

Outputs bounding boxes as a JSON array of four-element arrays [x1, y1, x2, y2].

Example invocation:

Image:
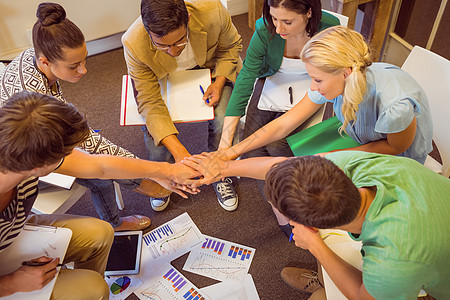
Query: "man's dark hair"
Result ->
[[263, 0, 322, 37], [32, 2, 85, 62], [0, 91, 90, 173], [264, 156, 361, 228], [141, 0, 189, 37]]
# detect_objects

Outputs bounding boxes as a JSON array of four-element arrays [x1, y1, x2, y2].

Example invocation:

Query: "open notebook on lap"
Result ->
[[120, 69, 214, 125]]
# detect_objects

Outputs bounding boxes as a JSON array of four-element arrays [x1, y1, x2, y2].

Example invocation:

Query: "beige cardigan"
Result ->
[[122, 0, 242, 146]]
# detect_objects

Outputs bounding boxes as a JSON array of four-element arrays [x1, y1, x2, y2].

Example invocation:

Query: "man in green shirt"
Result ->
[[183, 151, 450, 299]]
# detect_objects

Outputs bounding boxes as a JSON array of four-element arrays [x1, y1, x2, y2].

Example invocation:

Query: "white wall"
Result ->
[[0, 0, 246, 60], [0, 0, 141, 60], [228, 0, 248, 16]]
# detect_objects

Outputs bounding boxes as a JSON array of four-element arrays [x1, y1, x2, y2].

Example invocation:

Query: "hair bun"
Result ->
[[36, 2, 66, 26]]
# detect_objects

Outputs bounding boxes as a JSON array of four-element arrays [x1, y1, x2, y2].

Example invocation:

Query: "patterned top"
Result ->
[[0, 177, 39, 251], [0, 48, 136, 158]]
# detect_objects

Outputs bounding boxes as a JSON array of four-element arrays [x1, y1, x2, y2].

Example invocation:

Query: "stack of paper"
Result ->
[[111, 213, 260, 300]]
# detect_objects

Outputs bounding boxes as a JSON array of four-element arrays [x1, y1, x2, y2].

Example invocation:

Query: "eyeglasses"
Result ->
[[149, 28, 189, 51]]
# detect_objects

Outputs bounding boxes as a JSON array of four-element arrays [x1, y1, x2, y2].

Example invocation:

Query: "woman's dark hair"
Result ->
[[32, 2, 85, 62], [263, 0, 322, 37], [141, 0, 189, 38], [0, 91, 90, 173], [264, 156, 361, 228]]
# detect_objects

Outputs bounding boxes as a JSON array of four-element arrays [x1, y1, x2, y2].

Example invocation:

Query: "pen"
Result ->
[[199, 85, 210, 104], [289, 232, 293, 242], [22, 260, 64, 267], [288, 86, 293, 105]]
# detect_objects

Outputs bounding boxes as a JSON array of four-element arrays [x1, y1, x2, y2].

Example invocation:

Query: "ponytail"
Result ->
[[301, 26, 372, 133]]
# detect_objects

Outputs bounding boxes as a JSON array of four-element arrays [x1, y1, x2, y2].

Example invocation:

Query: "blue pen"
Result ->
[[199, 85, 210, 104], [289, 232, 293, 242]]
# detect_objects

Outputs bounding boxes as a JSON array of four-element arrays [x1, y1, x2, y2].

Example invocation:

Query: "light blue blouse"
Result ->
[[308, 63, 433, 164]]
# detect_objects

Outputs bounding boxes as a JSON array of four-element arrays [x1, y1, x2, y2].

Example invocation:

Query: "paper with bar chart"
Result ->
[[183, 235, 255, 282], [142, 213, 204, 270], [135, 263, 211, 300]]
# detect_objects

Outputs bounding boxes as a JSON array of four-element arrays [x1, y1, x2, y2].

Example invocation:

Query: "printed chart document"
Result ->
[[257, 72, 311, 112], [199, 274, 260, 300], [0, 225, 72, 300], [142, 212, 204, 271], [134, 263, 211, 300], [105, 275, 143, 300], [183, 235, 256, 282], [120, 69, 214, 125]]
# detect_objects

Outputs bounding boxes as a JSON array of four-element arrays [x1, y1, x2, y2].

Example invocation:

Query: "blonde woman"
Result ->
[[184, 26, 433, 233]]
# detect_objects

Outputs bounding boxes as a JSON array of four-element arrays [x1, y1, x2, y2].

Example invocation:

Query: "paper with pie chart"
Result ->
[[105, 275, 143, 300], [142, 212, 205, 270], [183, 235, 256, 282], [135, 263, 211, 300]]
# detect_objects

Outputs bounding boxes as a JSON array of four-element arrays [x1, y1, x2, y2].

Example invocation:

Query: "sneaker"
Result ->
[[150, 195, 170, 212], [212, 178, 238, 211], [281, 267, 323, 293]]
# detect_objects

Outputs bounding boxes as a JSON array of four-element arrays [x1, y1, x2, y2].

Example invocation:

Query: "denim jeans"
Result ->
[[241, 84, 307, 201], [143, 84, 232, 162], [76, 178, 141, 227]]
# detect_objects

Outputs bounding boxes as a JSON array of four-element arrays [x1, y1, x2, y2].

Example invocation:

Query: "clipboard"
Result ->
[[0, 225, 72, 300]]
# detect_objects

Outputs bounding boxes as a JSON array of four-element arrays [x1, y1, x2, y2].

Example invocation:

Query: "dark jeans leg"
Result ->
[[75, 178, 122, 227], [142, 126, 174, 163]]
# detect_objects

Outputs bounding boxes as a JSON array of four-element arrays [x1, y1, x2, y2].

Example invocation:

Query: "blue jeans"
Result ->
[[76, 178, 141, 227], [143, 84, 232, 162]]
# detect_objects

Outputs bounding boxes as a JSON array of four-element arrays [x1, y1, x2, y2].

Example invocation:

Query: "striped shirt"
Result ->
[[326, 151, 450, 299], [0, 177, 38, 251], [309, 62, 433, 164]]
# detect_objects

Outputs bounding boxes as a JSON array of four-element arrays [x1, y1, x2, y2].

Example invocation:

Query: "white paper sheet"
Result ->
[[199, 274, 260, 300], [183, 235, 255, 282], [142, 213, 205, 271], [0, 225, 72, 300], [105, 275, 143, 300], [134, 263, 211, 300]]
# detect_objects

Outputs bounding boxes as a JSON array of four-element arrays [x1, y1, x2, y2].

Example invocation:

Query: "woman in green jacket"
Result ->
[[219, 0, 339, 236]]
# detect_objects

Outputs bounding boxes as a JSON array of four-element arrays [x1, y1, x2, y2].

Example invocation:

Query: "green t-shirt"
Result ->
[[325, 151, 450, 299]]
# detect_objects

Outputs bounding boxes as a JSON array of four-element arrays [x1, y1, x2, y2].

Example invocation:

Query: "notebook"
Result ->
[[120, 69, 214, 125], [0, 225, 72, 300], [257, 72, 311, 112], [286, 116, 360, 156]]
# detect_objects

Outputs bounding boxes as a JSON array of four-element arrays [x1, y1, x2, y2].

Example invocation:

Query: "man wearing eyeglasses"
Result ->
[[122, 0, 242, 212]]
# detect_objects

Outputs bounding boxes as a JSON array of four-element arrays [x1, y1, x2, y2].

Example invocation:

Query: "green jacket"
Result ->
[[225, 12, 339, 117]]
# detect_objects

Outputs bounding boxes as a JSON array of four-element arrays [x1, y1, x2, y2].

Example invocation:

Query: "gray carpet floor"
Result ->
[[63, 13, 317, 300]]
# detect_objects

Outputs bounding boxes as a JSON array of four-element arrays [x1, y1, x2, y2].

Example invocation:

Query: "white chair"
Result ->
[[32, 176, 124, 214], [401, 46, 450, 177]]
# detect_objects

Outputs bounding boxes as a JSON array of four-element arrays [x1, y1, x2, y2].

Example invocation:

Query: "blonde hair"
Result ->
[[301, 26, 372, 133]]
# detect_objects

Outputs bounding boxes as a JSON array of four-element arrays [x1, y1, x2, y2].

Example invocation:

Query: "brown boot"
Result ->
[[281, 267, 323, 293], [133, 178, 172, 198], [114, 215, 151, 231]]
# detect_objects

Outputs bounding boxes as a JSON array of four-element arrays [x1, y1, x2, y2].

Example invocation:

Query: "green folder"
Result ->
[[286, 116, 360, 156]]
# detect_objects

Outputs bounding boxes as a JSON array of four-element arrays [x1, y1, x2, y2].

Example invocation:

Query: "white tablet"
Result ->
[[105, 231, 142, 276]]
